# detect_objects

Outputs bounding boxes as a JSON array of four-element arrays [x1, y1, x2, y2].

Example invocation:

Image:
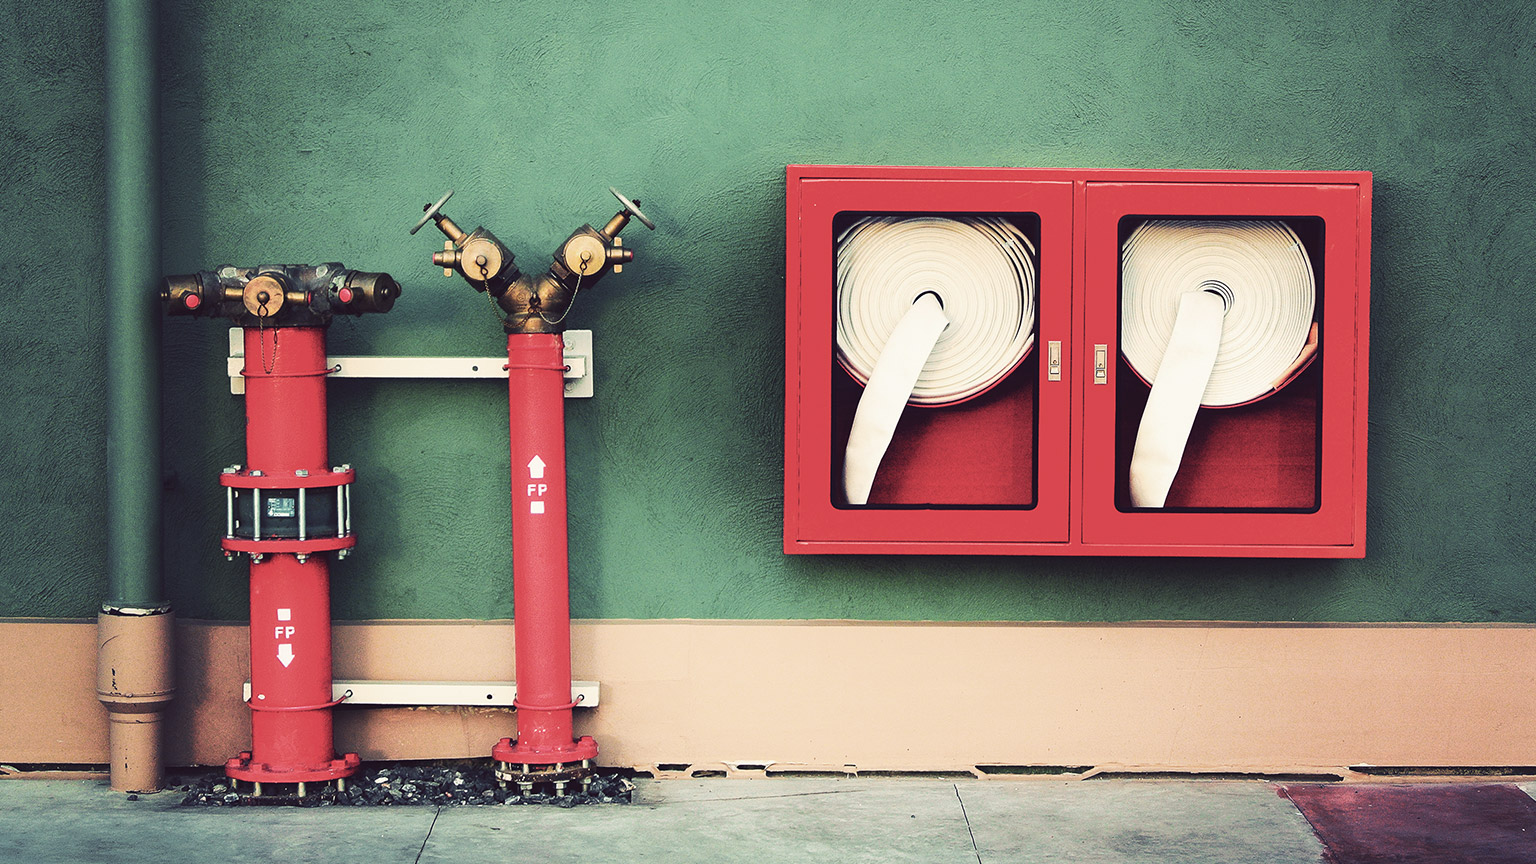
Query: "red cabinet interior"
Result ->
[[1112, 364, 1321, 511], [784, 166, 1370, 557], [830, 364, 1038, 507]]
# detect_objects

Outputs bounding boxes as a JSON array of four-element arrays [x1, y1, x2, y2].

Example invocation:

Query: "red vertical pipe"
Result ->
[[244, 326, 327, 469], [228, 326, 354, 782], [495, 333, 597, 765], [247, 555, 334, 771]]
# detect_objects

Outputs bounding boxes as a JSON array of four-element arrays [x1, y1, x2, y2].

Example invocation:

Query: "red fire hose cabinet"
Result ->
[[784, 165, 1371, 557]]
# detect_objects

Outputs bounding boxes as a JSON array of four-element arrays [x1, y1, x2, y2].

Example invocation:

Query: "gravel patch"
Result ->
[[175, 763, 634, 808]]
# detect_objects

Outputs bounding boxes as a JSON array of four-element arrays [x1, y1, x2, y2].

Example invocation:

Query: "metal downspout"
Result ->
[[97, 0, 174, 793]]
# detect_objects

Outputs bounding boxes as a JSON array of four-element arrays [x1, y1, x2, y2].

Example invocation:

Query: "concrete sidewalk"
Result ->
[[9, 775, 1536, 863], [0, 776, 1335, 863]]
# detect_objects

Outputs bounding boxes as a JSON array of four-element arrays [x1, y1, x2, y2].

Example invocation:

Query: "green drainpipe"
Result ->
[[98, 0, 174, 794]]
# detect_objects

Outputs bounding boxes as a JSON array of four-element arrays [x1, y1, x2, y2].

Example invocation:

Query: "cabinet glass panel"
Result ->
[[1081, 182, 1364, 551], [786, 170, 1072, 552]]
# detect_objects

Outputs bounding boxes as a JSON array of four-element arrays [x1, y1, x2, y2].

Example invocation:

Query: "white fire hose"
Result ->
[[1120, 220, 1318, 507], [835, 216, 1037, 505]]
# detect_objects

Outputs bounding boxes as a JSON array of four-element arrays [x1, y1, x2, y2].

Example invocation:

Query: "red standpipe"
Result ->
[[224, 326, 360, 789], [409, 187, 654, 791], [491, 333, 598, 787]]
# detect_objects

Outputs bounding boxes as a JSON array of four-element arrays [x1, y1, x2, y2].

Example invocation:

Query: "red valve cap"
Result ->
[[183, 293, 201, 310], [337, 287, 354, 304]]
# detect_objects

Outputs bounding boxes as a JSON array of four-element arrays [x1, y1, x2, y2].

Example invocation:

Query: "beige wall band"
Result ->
[[6, 619, 1533, 776]]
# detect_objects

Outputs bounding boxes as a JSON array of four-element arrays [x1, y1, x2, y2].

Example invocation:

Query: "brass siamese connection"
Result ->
[[409, 187, 656, 334]]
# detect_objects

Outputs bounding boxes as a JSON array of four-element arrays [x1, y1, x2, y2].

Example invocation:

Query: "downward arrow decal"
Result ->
[[277, 644, 295, 668]]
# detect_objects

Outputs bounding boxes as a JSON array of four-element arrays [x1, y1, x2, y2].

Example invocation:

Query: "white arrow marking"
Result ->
[[277, 644, 295, 667], [528, 455, 546, 479]]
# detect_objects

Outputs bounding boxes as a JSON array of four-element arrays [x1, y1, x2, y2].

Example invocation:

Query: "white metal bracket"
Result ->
[[226, 328, 594, 398], [241, 679, 601, 708]]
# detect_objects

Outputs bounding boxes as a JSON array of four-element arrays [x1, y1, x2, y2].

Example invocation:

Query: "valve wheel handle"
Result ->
[[609, 187, 656, 230], [411, 189, 455, 235]]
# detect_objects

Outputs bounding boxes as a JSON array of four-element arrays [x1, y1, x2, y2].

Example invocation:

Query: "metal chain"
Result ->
[[479, 255, 511, 328], [538, 257, 585, 326], [466, 253, 589, 329], [257, 301, 277, 374], [484, 288, 510, 327]]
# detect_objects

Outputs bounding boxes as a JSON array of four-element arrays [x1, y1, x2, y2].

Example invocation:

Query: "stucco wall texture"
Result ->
[[1, 1, 1533, 622]]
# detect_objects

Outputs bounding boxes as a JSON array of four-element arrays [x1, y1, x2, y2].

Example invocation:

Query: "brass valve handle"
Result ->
[[411, 190, 455, 236], [609, 187, 655, 230]]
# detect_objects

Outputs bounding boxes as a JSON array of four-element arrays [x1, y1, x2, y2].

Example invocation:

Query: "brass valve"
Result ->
[[162, 263, 400, 326], [410, 190, 520, 293], [410, 187, 656, 334]]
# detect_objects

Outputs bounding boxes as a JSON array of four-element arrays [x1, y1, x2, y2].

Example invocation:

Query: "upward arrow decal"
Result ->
[[528, 455, 546, 479]]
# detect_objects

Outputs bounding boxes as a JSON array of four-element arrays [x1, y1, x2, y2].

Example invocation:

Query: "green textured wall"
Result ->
[[2, 0, 1534, 622]]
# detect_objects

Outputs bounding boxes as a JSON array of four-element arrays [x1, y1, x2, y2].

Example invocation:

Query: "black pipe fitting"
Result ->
[[163, 263, 400, 327]]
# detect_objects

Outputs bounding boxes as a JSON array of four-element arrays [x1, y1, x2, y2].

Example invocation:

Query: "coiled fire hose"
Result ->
[[1120, 220, 1318, 507], [835, 216, 1037, 505]]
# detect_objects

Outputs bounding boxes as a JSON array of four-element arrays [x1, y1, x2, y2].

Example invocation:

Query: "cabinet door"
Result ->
[[1080, 181, 1367, 554], [786, 174, 1074, 552]]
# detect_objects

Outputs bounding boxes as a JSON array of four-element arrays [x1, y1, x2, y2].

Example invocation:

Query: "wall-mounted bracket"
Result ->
[[226, 328, 594, 398]]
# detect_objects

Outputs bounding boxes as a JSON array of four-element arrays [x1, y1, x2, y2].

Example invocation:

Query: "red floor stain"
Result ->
[[1279, 784, 1536, 864]]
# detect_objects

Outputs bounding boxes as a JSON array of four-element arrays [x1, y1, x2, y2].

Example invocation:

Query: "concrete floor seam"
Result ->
[[953, 783, 984, 864], [415, 805, 441, 864], [1274, 788, 1327, 858]]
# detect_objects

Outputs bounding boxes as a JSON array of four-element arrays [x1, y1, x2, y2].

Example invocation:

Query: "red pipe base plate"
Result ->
[[493, 760, 594, 795], [492, 735, 598, 793], [225, 751, 361, 784], [492, 734, 598, 765]]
